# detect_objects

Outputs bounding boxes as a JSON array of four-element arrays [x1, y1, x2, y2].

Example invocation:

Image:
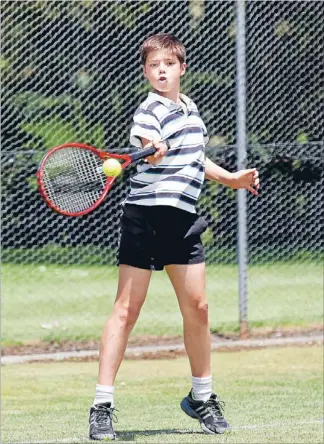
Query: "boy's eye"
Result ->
[[150, 63, 158, 68]]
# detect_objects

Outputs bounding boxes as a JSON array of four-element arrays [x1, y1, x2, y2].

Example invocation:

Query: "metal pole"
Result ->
[[235, 0, 248, 339]]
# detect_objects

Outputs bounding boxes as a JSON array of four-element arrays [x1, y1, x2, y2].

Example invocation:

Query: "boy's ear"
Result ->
[[142, 65, 148, 78], [180, 63, 187, 77]]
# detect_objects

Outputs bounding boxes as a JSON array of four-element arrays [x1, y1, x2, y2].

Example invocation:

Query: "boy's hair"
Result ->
[[141, 33, 186, 65]]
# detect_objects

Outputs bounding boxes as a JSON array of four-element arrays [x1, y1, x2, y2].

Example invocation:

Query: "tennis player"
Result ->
[[89, 33, 259, 440]]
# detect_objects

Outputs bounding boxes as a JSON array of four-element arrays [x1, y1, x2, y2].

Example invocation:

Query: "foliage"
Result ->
[[2, 0, 322, 151]]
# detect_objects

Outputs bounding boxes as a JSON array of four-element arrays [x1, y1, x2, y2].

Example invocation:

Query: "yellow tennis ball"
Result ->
[[102, 158, 122, 177]]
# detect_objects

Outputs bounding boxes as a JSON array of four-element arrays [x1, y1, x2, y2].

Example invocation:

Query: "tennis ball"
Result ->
[[103, 158, 122, 177]]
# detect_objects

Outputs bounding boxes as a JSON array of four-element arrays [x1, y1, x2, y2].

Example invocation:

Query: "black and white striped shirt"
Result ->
[[125, 92, 208, 214]]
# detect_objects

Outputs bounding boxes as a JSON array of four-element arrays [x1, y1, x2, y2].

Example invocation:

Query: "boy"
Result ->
[[89, 33, 259, 440]]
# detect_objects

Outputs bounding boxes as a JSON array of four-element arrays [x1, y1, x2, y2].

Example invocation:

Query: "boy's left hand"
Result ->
[[232, 168, 260, 195]]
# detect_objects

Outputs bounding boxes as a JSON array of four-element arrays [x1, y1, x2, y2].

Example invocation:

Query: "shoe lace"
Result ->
[[96, 405, 119, 425], [206, 397, 225, 419]]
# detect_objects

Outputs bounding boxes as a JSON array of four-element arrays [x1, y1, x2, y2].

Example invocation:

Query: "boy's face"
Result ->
[[143, 49, 186, 95]]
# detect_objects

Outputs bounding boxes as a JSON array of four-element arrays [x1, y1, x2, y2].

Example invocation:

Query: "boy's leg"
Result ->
[[165, 262, 210, 377], [89, 264, 151, 441], [166, 263, 230, 435], [97, 264, 152, 386]]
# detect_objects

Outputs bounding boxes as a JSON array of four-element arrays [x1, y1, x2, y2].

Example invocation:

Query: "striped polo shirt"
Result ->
[[125, 92, 208, 214]]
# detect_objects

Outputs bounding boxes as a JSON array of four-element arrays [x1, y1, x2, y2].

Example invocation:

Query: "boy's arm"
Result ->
[[205, 156, 260, 196]]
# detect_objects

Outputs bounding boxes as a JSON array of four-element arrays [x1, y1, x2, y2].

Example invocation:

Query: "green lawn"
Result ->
[[2, 346, 323, 443], [1, 262, 323, 345]]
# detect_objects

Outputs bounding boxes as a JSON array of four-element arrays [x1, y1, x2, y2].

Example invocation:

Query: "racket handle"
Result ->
[[130, 146, 156, 162]]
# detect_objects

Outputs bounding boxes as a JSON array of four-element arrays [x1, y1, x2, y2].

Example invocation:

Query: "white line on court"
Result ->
[[11, 419, 324, 443]]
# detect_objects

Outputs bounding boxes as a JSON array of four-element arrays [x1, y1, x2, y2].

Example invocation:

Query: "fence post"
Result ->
[[235, 0, 248, 339]]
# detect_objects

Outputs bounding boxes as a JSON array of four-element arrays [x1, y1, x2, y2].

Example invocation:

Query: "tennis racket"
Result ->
[[36, 142, 156, 217]]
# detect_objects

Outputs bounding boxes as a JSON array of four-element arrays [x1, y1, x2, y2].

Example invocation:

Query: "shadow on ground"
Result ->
[[116, 428, 204, 440]]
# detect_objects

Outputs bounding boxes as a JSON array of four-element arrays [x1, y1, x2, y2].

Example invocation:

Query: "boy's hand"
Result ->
[[143, 139, 168, 165], [232, 168, 260, 195]]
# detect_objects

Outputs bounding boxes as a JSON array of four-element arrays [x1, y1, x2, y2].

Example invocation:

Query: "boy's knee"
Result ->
[[115, 303, 141, 328], [184, 299, 209, 323], [197, 301, 209, 321]]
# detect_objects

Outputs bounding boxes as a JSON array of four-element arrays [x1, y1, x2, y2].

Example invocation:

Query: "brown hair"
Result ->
[[140, 33, 186, 65]]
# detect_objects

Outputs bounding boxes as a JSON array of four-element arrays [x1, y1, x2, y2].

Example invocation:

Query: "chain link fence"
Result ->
[[1, 1, 323, 341]]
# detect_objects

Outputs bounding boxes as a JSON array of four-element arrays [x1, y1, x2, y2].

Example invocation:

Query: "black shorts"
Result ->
[[118, 204, 208, 271]]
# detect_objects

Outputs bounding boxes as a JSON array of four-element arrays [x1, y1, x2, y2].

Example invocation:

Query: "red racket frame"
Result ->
[[36, 142, 156, 217]]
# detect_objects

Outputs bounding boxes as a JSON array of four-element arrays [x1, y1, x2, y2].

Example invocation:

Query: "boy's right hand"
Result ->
[[142, 138, 168, 165]]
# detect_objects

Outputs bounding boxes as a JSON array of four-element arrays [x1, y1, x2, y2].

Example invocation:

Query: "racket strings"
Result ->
[[42, 148, 107, 213]]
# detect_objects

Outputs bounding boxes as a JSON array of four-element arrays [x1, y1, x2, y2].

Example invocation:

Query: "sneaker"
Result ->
[[89, 402, 117, 440], [180, 391, 230, 434]]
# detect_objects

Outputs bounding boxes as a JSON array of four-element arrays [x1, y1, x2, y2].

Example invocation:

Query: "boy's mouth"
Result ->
[[159, 76, 167, 81]]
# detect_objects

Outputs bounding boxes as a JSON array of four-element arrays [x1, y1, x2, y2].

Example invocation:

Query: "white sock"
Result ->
[[93, 384, 114, 407], [191, 375, 212, 402]]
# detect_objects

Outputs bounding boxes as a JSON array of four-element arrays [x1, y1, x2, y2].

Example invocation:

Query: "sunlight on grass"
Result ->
[[1, 347, 323, 443]]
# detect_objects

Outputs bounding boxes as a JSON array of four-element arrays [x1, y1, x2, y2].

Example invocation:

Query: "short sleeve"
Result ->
[[130, 108, 161, 148]]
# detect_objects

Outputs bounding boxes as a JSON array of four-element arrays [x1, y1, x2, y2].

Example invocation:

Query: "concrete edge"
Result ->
[[1, 334, 323, 365]]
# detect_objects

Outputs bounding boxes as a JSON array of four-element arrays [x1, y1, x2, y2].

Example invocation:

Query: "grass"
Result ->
[[1, 346, 323, 443], [1, 262, 323, 345]]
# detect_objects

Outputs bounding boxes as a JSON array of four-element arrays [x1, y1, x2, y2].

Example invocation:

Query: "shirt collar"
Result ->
[[148, 92, 195, 111]]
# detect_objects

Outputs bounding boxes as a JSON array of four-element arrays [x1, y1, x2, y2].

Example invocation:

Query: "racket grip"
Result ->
[[130, 146, 156, 162]]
